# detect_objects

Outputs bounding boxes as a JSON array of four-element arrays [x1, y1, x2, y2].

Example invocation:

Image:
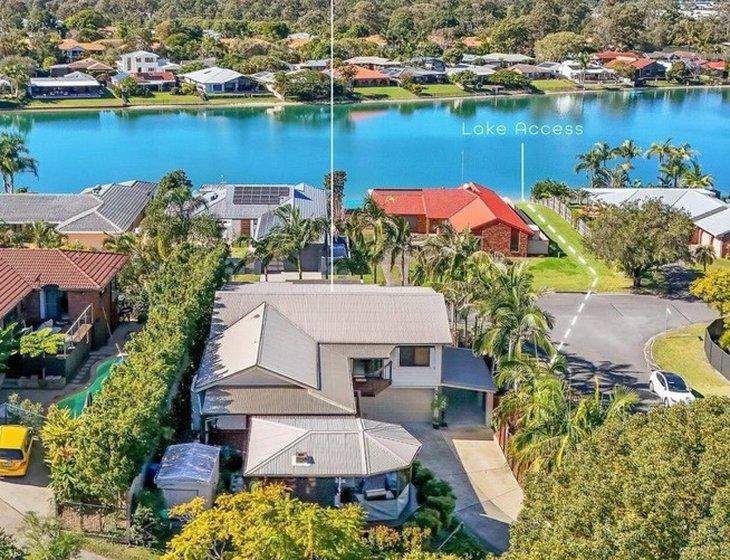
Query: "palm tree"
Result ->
[[270, 205, 327, 280], [252, 234, 288, 282], [349, 196, 391, 284], [575, 143, 613, 187], [24, 222, 64, 248], [103, 232, 138, 254], [0, 132, 38, 193], [612, 140, 642, 169], [575, 52, 592, 88], [693, 245, 715, 272], [682, 161, 714, 189], [386, 216, 413, 286], [659, 158, 690, 188], [337, 236, 372, 281], [645, 139, 674, 165], [0, 221, 23, 247], [595, 163, 631, 189]]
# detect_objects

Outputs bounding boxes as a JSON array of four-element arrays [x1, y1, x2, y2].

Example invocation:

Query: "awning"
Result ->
[[441, 346, 495, 392]]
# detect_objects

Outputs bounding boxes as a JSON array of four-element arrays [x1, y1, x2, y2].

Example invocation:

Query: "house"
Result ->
[[191, 283, 494, 518], [535, 61, 562, 76], [181, 67, 259, 95], [466, 53, 533, 67], [605, 57, 665, 81], [49, 58, 115, 78], [583, 188, 730, 257], [445, 64, 496, 85], [112, 70, 177, 91], [703, 60, 727, 78], [344, 56, 398, 70], [0, 180, 158, 249], [330, 65, 392, 87], [28, 72, 103, 99], [0, 248, 128, 347], [296, 59, 329, 71], [593, 50, 645, 65], [384, 66, 445, 84], [406, 57, 446, 72], [508, 63, 555, 80], [370, 182, 534, 257], [559, 60, 618, 83], [117, 51, 181, 74], [57, 39, 107, 62]]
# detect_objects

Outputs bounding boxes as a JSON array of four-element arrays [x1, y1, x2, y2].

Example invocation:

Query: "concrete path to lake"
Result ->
[[405, 423, 522, 554]]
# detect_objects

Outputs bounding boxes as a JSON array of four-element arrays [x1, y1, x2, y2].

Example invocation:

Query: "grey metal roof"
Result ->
[[244, 416, 421, 477], [441, 347, 495, 392], [209, 284, 453, 345], [0, 180, 156, 233], [584, 188, 727, 221], [695, 207, 730, 237], [196, 183, 327, 240], [154, 443, 219, 485], [202, 386, 353, 415]]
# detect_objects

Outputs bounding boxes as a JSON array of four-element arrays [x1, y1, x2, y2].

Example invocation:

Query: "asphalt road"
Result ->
[[540, 293, 717, 399]]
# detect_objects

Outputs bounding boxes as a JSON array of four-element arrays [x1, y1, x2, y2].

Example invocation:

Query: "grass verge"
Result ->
[[354, 86, 417, 100], [651, 323, 730, 397], [531, 79, 578, 92], [517, 202, 633, 292], [81, 537, 162, 560], [420, 84, 468, 97]]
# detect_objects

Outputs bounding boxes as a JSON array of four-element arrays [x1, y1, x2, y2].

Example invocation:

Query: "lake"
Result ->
[[1, 87, 728, 206]]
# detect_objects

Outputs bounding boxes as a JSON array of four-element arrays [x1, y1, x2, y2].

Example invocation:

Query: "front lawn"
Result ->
[[517, 202, 633, 292], [27, 89, 124, 109], [129, 92, 201, 105], [652, 323, 730, 397], [354, 86, 417, 100], [531, 79, 578, 92], [420, 84, 468, 97], [81, 537, 161, 560]]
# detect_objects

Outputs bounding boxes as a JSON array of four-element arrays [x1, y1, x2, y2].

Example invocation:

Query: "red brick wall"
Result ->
[[477, 222, 528, 257]]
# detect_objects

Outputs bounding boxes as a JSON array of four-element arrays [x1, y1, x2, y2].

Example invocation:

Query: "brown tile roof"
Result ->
[[0, 249, 127, 294], [0, 259, 33, 318]]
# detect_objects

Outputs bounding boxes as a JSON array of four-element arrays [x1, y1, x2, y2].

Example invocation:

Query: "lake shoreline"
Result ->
[[1, 83, 727, 115]]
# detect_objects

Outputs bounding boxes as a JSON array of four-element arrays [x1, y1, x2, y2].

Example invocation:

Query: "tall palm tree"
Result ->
[[575, 52, 592, 88], [0, 132, 38, 193], [349, 196, 391, 284], [271, 205, 327, 280], [386, 216, 413, 286], [660, 158, 690, 188], [24, 221, 64, 248], [103, 232, 138, 254], [645, 139, 675, 165], [612, 139, 642, 169], [596, 163, 631, 189], [252, 234, 288, 282], [693, 245, 715, 272], [575, 143, 613, 187]]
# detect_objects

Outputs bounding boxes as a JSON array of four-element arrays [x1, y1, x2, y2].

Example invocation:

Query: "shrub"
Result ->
[[425, 494, 456, 527], [413, 508, 442, 533], [422, 479, 454, 499], [412, 462, 434, 487], [42, 244, 227, 504]]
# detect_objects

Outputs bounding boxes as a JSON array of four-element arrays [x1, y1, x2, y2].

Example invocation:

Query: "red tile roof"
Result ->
[[132, 71, 176, 84], [594, 50, 644, 61], [370, 183, 532, 235], [0, 249, 128, 317], [704, 60, 726, 70], [607, 57, 656, 70]]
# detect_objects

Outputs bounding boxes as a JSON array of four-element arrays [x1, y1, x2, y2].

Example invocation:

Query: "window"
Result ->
[[510, 229, 520, 252], [399, 346, 430, 367]]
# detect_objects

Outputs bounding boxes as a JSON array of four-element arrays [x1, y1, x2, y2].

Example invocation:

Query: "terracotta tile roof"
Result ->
[[704, 60, 726, 70], [340, 65, 390, 80], [0, 259, 33, 318], [0, 249, 127, 294], [607, 57, 657, 70], [595, 50, 644, 61], [132, 71, 176, 84], [58, 39, 107, 52], [371, 183, 533, 235]]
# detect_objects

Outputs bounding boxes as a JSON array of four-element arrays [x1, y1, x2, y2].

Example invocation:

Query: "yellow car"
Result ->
[[0, 425, 32, 477]]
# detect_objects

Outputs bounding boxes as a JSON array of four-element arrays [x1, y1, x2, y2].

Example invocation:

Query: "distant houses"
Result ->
[[117, 50, 181, 74], [28, 72, 103, 99], [57, 38, 108, 62], [181, 67, 260, 95]]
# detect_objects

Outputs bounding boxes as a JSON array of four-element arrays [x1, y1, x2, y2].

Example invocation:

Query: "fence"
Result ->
[[704, 319, 730, 379], [536, 197, 591, 237], [57, 501, 129, 536]]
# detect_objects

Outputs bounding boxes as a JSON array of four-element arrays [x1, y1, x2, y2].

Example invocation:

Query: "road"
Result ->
[[540, 293, 717, 398]]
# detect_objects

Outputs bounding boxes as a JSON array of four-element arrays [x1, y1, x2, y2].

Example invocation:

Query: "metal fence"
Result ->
[[705, 319, 730, 379], [537, 197, 591, 237]]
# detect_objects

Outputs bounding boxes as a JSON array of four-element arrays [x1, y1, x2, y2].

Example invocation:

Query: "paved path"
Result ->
[[406, 423, 522, 554], [540, 293, 717, 398]]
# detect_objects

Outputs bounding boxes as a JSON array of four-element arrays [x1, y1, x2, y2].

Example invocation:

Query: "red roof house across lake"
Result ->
[[370, 182, 533, 256]]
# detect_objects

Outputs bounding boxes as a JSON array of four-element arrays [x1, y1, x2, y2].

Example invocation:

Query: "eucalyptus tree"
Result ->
[[0, 131, 37, 193], [271, 205, 327, 280]]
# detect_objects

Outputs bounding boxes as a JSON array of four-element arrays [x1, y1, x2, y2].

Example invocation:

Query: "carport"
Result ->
[[440, 347, 496, 426]]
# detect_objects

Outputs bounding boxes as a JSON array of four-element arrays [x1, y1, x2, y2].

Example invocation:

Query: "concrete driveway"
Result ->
[[540, 293, 717, 398], [0, 439, 54, 534], [406, 423, 522, 554]]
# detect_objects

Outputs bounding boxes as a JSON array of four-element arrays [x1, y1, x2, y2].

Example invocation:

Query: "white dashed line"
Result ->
[[547, 225, 556, 233], [578, 256, 587, 265], [568, 246, 577, 254], [588, 266, 597, 276], [584, 291, 592, 301], [578, 302, 585, 313], [537, 215, 546, 222], [527, 204, 535, 211], [570, 315, 578, 326], [563, 328, 572, 339], [591, 277, 599, 288], [558, 235, 566, 243]]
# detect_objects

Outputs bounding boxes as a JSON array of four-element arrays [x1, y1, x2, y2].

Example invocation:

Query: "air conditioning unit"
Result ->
[[292, 451, 311, 466]]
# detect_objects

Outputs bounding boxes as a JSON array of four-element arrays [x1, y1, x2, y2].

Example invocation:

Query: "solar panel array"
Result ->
[[232, 185, 291, 205]]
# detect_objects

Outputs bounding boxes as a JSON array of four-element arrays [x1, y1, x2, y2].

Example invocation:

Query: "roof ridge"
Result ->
[[246, 419, 311, 474], [58, 250, 101, 289]]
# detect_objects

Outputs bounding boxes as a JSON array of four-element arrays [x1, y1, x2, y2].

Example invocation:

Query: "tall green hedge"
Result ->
[[43, 244, 227, 504]]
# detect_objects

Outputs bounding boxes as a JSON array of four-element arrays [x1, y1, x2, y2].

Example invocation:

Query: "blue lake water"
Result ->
[[1, 88, 728, 206]]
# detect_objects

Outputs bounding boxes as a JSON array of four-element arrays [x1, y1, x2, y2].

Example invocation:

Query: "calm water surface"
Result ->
[[1, 88, 728, 205]]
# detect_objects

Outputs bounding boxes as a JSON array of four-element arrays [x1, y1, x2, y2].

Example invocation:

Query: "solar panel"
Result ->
[[232, 186, 291, 205]]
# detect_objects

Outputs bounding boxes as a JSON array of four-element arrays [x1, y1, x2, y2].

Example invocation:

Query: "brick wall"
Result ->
[[478, 222, 528, 257], [67, 287, 114, 347]]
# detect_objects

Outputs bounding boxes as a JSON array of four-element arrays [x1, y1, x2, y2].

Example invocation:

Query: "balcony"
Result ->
[[352, 360, 392, 397]]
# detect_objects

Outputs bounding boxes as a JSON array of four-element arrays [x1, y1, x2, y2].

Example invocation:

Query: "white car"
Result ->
[[649, 370, 696, 405]]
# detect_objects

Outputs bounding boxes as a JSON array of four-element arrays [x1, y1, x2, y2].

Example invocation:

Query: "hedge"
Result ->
[[43, 244, 228, 504]]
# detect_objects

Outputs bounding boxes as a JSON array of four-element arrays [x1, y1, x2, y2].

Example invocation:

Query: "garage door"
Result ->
[[359, 388, 433, 423]]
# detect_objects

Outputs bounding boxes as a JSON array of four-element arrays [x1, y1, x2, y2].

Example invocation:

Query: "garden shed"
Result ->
[[154, 443, 220, 508]]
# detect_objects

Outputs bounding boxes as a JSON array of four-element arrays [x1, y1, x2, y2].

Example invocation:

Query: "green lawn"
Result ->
[[354, 86, 417, 100], [531, 78, 578, 92], [517, 202, 633, 292], [27, 90, 124, 109], [419, 83, 468, 97], [129, 92, 201, 105], [652, 324, 730, 397], [206, 94, 277, 105], [81, 537, 161, 560]]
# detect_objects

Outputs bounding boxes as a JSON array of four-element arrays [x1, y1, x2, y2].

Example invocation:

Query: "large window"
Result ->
[[399, 346, 430, 367], [352, 358, 384, 377], [510, 229, 520, 252]]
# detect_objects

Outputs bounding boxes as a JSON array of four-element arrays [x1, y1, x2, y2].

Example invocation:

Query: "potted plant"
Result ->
[[19, 328, 65, 380], [431, 390, 448, 429]]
